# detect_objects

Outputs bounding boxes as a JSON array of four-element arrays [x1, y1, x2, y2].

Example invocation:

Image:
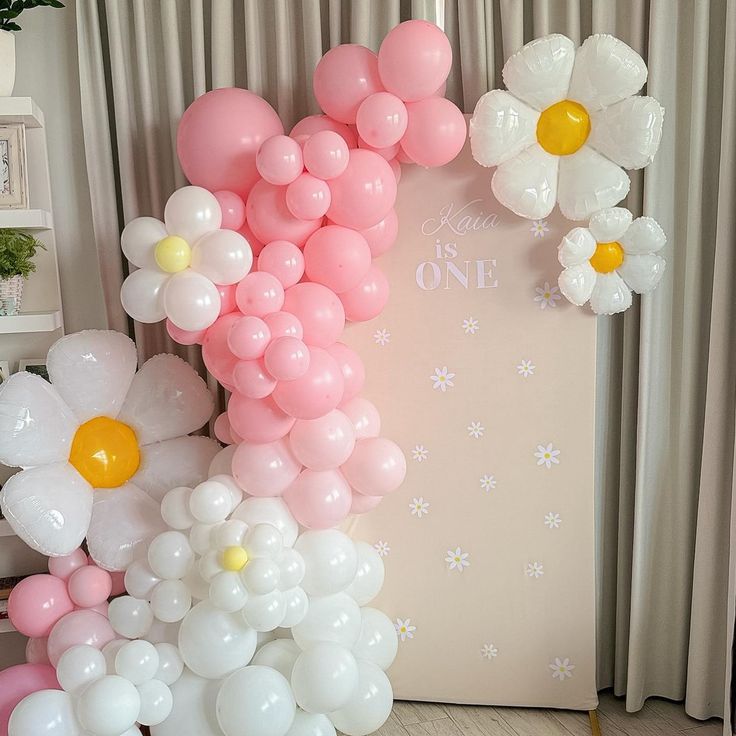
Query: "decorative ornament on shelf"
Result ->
[[0, 228, 46, 315]]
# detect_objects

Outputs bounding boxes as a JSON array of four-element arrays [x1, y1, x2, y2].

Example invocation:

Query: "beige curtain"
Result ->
[[75, 0, 735, 726]]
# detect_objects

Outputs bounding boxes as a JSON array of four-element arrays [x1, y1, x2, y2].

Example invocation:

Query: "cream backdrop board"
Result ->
[[343, 140, 598, 711]]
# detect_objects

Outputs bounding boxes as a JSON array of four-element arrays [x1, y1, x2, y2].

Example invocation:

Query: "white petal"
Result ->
[[589, 272, 633, 314], [588, 207, 633, 243], [502, 34, 576, 110], [87, 484, 167, 571], [121, 269, 169, 324], [558, 227, 596, 267], [589, 96, 664, 169], [617, 253, 666, 294], [620, 216, 667, 255], [491, 144, 559, 220], [558, 263, 597, 305], [47, 330, 138, 423], [469, 90, 539, 167], [133, 436, 222, 502], [190, 230, 253, 286], [163, 270, 221, 332], [164, 186, 222, 244], [557, 146, 630, 221], [0, 463, 92, 556], [121, 216, 167, 270], [568, 34, 647, 111], [119, 355, 214, 445], [0, 373, 77, 468]]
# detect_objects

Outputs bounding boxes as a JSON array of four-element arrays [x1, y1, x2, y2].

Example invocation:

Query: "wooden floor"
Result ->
[[377, 691, 723, 736]]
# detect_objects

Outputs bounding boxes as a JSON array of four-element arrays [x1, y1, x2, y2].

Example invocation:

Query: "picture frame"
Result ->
[[0, 361, 8, 383], [18, 359, 48, 381], [0, 124, 29, 209]]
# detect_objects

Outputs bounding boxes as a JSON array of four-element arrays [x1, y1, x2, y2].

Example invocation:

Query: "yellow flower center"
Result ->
[[154, 235, 191, 273], [536, 100, 590, 156], [69, 416, 140, 488], [220, 546, 249, 572], [589, 241, 625, 273]]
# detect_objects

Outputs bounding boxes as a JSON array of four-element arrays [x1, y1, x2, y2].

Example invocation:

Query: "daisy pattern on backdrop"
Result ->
[[395, 618, 416, 642], [480, 474, 497, 492], [545, 512, 562, 529], [535, 443, 560, 468], [411, 445, 429, 462], [409, 497, 430, 518], [525, 561, 545, 578], [467, 421, 485, 439], [517, 359, 536, 377], [462, 317, 480, 334], [446, 547, 470, 572], [549, 657, 575, 680], [431, 367, 455, 392], [373, 328, 391, 346], [481, 643, 499, 660], [530, 219, 550, 238], [374, 541, 391, 557], [534, 282, 562, 309]]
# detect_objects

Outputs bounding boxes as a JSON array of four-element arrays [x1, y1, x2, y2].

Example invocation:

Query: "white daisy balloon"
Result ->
[[120, 186, 253, 331], [557, 207, 666, 314], [0, 330, 217, 569], [470, 34, 664, 221]]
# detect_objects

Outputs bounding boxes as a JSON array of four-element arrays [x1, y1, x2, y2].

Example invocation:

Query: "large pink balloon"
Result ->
[[232, 438, 302, 496], [290, 115, 358, 148], [282, 283, 345, 348], [327, 149, 397, 230], [357, 136, 400, 161], [202, 312, 241, 389], [46, 610, 116, 666], [341, 437, 407, 496], [378, 20, 452, 102], [326, 342, 365, 403], [313, 45, 383, 124], [272, 347, 345, 420], [360, 209, 398, 258], [284, 469, 353, 529], [339, 265, 390, 322], [356, 92, 408, 148], [8, 575, 74, 638], [233, 358, 277, 399], [303, 225, 372, 294], [177, 88, 284, 199], [0, 664, 59, 735], [258, 240, 305, 288], [402, 97, 467, 167], [289, 410, 356, 471], [228, 393, 296, 444]]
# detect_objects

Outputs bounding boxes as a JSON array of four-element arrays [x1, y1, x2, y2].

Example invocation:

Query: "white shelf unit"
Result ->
[[0, 208, 53, 230], [0, 310, 62, 334]]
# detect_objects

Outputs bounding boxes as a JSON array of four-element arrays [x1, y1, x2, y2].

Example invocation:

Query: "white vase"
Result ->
[[0, 29, 16, 96]]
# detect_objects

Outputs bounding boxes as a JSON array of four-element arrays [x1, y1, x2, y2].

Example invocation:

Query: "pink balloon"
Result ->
[[246, 179, 323, 247], [272, 347, 344, 420], [264, 311, 304, 339], [341, 437, 407, 496], [0, 664, 59, 735], [360, 209, 398, 258], [228, 393, 295, 444], [350, 491, 382, 514], [284, 469, 353, 529], [214, 191, 246, 231], [46, 610, 115, 666], [290, 115, 358, 148], [214, 412, 236, 444], [8, 575, 74, 638], [239, 221, 265, 257], [282, 283, 345, 348], [326, 342, 365, 403], [217, 283, 238, 315], [378, 20, 452, 102], [289, 410, 356, 471], [396, 145, 414, 164], [303, 225, 372, 294], [388, 158, 402, 183], [67, 566, 112, 609], [48, 549, 87, 581], [357, 136, 400, 161], [340, 397, 381, 438], [232, 438, 302, 496], [264, 337, 311, 381], [202, 312, 241, 388], [25, 637, 50, 665], [233, 359, 277, 399], [177, 88, 284, 199], [236, 271, 285, 317], [167, 319, 206, 346], [327, 149, 397, 230], [339, 265, 390, 322], [286, 173, 331, 220], [313, 45, 383, 124], [356, 92, 408, 148], [88, 601, 109, 617], [109, 571, 126, 597], [258, 241, 305, 288], [228, 315, 272, 360], [302, 131, 350, 180], [256, 135, 304, 186], [402, 97, 467, 167]]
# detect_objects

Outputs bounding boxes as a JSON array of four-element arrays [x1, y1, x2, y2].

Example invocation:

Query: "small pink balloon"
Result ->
[[46, 609, 115, 667], [357, 136, 400, 161], [286, 173, 332, 220], [341, 437, 407, 496], [217, 283, 238, 316], [258, 241, 305, 289], [232, 438, 302, 496], [109, 571, 126, 597], [8, 575, 74, 638], [360, 209, 398, 258], [48, 549, 88, 581], [228, 315, 272, 360], [290, 115, 358, 148], [214, 412, 236, 445], [167, 318, 207, 346], [326, 342, 365, 403], [214, 190, 246, 230], [202, 312, 241, 388], [264, 336, 311, 381], [339, 265, 390, 322], [289, 409, 356, 471], [239, 221, 264, 257], [340, 397, 381, 438], [25, 637, 50, 665], [282, 282, 345, 348], [233, 359, 278, 399], [388, 158, 402, 183], [283, 469, 353, 529], [402, 97, 467, 167], [302, 131, 350, 180], [236, 271, 285, 318], [356, 92, 408, 148], [303, 225, 372, 294], [0, 663, 59, 734], [350, 491, 382, 514], [228, 393, 295, 444], [256, 135, 304, 186], [396, 145, 414, 164], [264, 310, 304, 339], [67, 566, 113, 609]]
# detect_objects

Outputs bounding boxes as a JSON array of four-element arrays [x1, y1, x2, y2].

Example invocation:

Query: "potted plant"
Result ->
[[0, 0, 65, 96], [0, 228, 45, 315]]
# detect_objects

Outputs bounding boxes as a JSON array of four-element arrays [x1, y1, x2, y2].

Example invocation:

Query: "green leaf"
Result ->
[[1, 20, 21, 30], [0, 229, 47, 279]]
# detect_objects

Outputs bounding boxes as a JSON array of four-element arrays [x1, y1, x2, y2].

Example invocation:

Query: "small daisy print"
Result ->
[[549, 657, 575, 680], [395, 618, 416, 642], [525, 561, 544, 578], [411, 445, 429, 462], [467, 421, 485, 439], [446, 547, 470, 573], [373, 328, 391, 346], [462, 317, 479, 335], [409, 497, 430, 518], [431, 367, 455, 392], [544, 512, 562, 529], [517, 359, 535, 378], [480, 474, 497, 492], [535, 443, 560, 468], [534, 282, 562, 309], [530, 219, 550, 238], [481, 643, 498, 660], [374, 541, 390, 557]]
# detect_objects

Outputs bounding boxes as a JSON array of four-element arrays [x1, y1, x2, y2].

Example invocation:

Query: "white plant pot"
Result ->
[[0, 29, 16, 97]]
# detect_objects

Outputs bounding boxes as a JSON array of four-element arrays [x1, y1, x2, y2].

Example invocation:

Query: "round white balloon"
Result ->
[[251, 638, 300, 680], [286, 710, 336, 736], [121, 268, 168, 324], [232, 498, 298, 547], [56, 645, 106, 694], [344, 541, 384, 605], [292, 593, 361, 650], [164, 186, 222, 244], [209, 571, 248, 612], [115, 640, 160, 684], [150, 579, 193, 622], [328, 661, 393, 736], [137, 678, 174, 726], [150, 668, 223, 736], [148, 531, 195, 580], [291, 642, 359, 714], [190, 480, 234, 524], [8, 689, 80, 736], [124, 559, 161, 599], [242, 591, 286, 632], [161, 487, 196, 530], [351, 608, 398, 670], [163, 270, 221, 332], [108, 596, 154, 639], [154, 642, 184, 685], [76, 675, 141, 736], [295, 530, 357, 596], [280, 587, 309, 628]]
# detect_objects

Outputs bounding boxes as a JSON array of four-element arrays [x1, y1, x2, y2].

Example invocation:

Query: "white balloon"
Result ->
[[182, 564, 212, 601], [146, 619, 181, 647], [109, 596, 154, 639], [208, 474, 244, 510], [164, 270, 221, 332], [251, 639, 300, 681], [232, 498, 298, 547], [179, 601, 257, 679], [161, 486, 196, 530], [56, 645, 106, 694], [292, 593, 361, 650], [291, 642, 359, 714], [245, 524, 284, 559], [216, 666, 296, 736], [150, 579, 193, 623], [137, 679, 174, 726], [344, 541, 384, 605], [121, 268, 168, 323], [101, 639, 128, 675], [328, 661, 393, 736], [77, 675, 141, 736], [280, 587, 309, 628], [121, 216, 167, 270], [243, 591, 286, 632], [214, 519, 249, 548], [190, 480, 234, 523], [190, 229, 253, 285], [277, 548, 306, 589], [115, 640, 160, 684], [164, 186, 222, 244], [286, 710, 336, 736], [209, 445, 237, 478], [210, 571, 248, 612], [241, 557, 280, 595], [8, 689, 81, 736], [351, 608, 397, 670], [154, 643, 184, 685], [199, 550, 222, 583], [150, 668, 223, 736], [295, 530, 357, 596], [124, 559, 161, 599], [148, 531, 195, 580], [190, 522, 217, 555]]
